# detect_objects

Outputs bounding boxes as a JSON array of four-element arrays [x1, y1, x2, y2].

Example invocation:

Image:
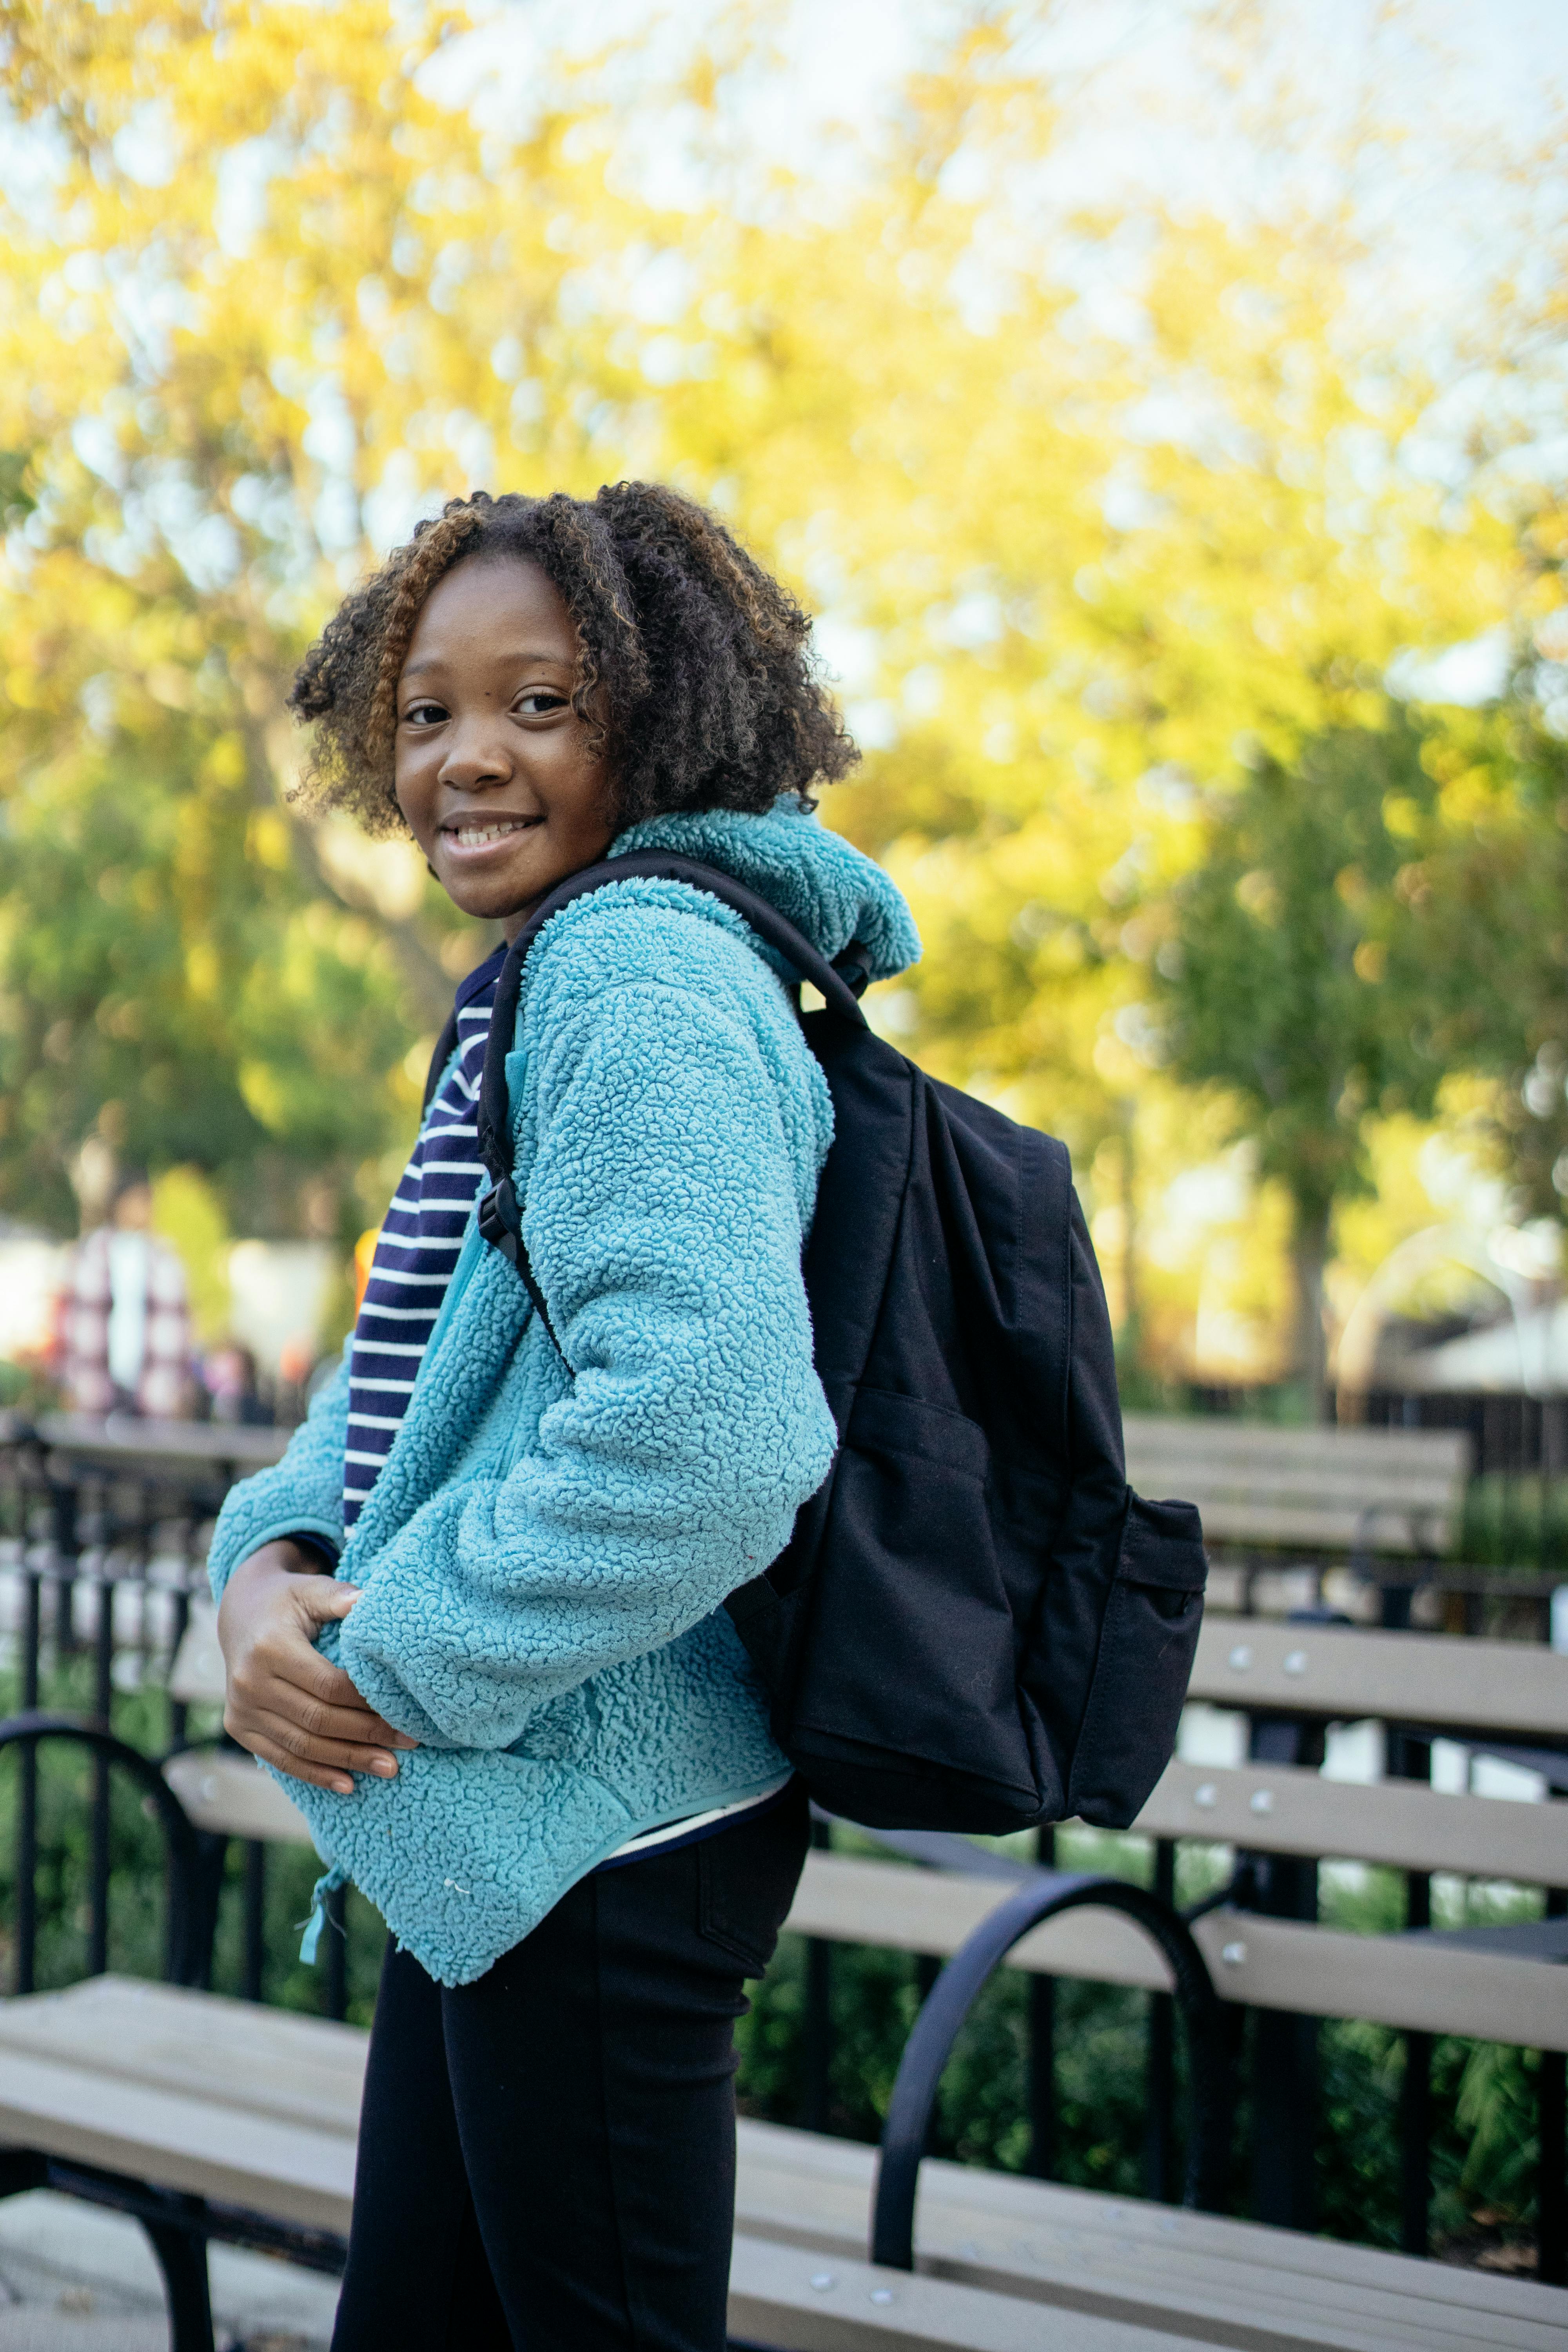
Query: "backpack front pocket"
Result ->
[[1066, 1491, 1207, 1828], [787, 1388, 1043, 1826]]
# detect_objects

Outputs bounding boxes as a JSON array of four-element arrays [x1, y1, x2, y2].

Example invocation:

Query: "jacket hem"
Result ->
[[356, 1760, 798, 1987]]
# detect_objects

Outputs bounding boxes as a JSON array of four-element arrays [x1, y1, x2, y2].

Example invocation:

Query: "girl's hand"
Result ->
[[217, 1540, 418, 1795]]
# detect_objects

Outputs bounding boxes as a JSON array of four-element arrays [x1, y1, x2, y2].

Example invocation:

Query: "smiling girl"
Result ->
[[207, 485, 919, 2350]]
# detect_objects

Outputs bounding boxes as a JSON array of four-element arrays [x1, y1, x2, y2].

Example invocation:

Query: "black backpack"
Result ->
[[432, 850, 1207, 1837]]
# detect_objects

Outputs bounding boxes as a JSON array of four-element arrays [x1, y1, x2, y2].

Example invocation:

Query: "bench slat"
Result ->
[[1122, 1417, 1470, 1475], [163, 1749, 315, 1847], [0, 1975, 363, 2136], [1175, 1502, 1452, 1550], [1186, 1619, 1568, 1736], [0, 2045, 355, 2234], [167, 1601, 227, 1708], [785, 1854, 1170, 1991], [1134, 1758, 1565, 1882], [1192, 1910, 1568, 2050], [735, 2123, 1568, 2352], [729, 2231, 1219, 2352], [1128, 1470, 1464, 1510], [1129, 1450, 1467, 1489], [784, 1855, 1568, 2049], [0, 1983, 1558, 2349]]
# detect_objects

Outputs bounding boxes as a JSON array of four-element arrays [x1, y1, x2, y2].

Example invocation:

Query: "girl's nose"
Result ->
[[437, 715, 513, 789]]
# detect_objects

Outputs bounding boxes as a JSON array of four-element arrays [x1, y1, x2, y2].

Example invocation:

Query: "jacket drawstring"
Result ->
[[299, 1862, 348, 1963]]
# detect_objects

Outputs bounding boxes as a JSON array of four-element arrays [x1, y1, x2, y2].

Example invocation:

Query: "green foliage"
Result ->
[[0, 714, 421, 1239], [1462, 1472, 1568, 1572], [0, 0, 1548, 1322], [1156, 716, 1448, 1237], [1406, 703, 1568, 1223]]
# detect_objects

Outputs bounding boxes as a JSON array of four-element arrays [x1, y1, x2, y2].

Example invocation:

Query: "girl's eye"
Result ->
[[517, 690, 568, 718], [404, 700, 446, 726]]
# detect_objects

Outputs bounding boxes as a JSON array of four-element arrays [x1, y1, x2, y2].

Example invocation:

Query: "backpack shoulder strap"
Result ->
[[475, 849, 868, 1185]]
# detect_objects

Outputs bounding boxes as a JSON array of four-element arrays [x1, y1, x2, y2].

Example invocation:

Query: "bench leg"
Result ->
[[142, 2212, 215, 2352]]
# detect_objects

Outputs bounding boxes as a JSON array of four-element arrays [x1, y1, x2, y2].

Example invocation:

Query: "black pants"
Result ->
[[331, 1781, 808, 2352]]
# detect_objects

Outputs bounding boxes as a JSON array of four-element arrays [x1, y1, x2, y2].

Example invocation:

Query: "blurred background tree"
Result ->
[[0, 0, 1563, 1396], [1153, 716, 1450, 1409]]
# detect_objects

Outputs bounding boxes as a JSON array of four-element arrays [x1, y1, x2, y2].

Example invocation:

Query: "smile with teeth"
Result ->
[[443, 816, 541, 849]]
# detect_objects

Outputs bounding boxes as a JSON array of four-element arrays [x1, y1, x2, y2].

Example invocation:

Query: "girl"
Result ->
[[209, 484, 920, 2349]]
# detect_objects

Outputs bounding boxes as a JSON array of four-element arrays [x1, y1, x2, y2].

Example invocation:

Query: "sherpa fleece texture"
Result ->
[[207, 799, 920, 1985]]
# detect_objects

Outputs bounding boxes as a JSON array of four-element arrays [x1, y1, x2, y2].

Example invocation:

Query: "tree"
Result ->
[[0, 0, 1556, 1349], [1404, 682, 1568, 1226], [1151, 716, 1450, 1407], [0, 0, 655, 1232]]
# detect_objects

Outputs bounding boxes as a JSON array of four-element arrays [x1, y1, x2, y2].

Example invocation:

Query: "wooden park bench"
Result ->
[[0, 1965, 1562, 2352], [4, 1604, 1568, 2347], [1121, 1414, 1472, 1563], [1122, 1414, 1476, 1627]]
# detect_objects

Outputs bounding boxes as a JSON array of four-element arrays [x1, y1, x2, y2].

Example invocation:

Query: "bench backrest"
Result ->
[[0, 1410, 292, 1474], [1185, 1615, 1568, 1737], [1123, 1413, 1470, 1555]]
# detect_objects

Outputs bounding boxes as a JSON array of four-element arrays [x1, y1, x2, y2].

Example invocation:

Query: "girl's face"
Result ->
[[394, 554, 617, 941]]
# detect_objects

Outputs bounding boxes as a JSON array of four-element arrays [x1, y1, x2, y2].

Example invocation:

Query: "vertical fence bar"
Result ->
[[243, 1842, 267, 2004], [1025, 1824, 1056, 2180], [802, 1814, 833, 2133], [1390, 1729, 1433, 2257], [1542, 1887, 1568, 2287], [1542, 2050, 1567, 2288], [87, 1574, 114, 1978], [167, 1583, 191, 1755], [50, 1479, 77, 1659], [1247, 1717, 1322, 2233], [1143, 1838, 1178, 2202], [15, 1567, 40, 1996]]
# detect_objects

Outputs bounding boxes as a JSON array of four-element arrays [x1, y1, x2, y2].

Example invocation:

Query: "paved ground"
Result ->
[[0, 2190, 339, 2350]]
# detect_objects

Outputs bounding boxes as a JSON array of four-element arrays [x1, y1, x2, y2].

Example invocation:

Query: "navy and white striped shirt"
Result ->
[[344, 947, 503, 1530], [340, 944, 793, 1860]]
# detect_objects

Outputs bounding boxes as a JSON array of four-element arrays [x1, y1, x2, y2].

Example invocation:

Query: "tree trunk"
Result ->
[[1291, 1202, 1332, 1422]]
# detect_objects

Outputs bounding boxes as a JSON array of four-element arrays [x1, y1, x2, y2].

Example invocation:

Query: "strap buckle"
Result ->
[[476, 1176, 521, 1269]]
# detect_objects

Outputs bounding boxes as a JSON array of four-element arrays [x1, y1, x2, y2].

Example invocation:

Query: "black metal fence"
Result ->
[[0, 1414, 356, 2012], [0, 1414, 1563, 2280]]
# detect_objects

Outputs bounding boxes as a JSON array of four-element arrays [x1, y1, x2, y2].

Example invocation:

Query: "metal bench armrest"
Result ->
[[869, 1870, 1228, 2270]]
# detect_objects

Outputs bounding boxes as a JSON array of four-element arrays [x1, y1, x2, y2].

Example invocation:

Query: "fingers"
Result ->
[[245, 1593, 418, 1747], [278, 1646, 421, 1740], [236, 1733, 363, 1797], [292, 1578, 362, 1624], [268, 1689, 408, 1749], [219, 1564, 421, 1795], [285, 1648, 417, 1744], [253, 1709, 405, 1778], [225, 1706, 409, 1796]]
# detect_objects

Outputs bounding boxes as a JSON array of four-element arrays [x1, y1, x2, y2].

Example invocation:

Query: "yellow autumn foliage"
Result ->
[[0, 0, 1561, 1381]]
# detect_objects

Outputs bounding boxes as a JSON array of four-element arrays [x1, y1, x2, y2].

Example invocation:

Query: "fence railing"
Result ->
[[0, 1414, 289, 2003], [0, 1413, 1563, 2276]]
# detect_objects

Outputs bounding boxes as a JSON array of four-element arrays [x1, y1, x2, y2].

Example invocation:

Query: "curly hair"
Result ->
[[287, 484, 859, 835]]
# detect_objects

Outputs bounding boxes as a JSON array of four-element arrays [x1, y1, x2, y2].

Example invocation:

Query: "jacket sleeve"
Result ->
[[206, 1345, 350, 1603], [334, 977, 837, 1750]]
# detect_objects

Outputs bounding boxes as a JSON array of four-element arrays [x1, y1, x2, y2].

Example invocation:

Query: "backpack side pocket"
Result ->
[[1066, 1491, 1207, 1828]]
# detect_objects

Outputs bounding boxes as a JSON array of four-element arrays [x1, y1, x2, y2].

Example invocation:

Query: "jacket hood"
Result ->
[[610, 796, 920, 984]]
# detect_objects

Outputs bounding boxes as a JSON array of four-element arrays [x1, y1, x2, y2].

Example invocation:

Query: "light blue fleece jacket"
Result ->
[[207, 800, 920, 1985]]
